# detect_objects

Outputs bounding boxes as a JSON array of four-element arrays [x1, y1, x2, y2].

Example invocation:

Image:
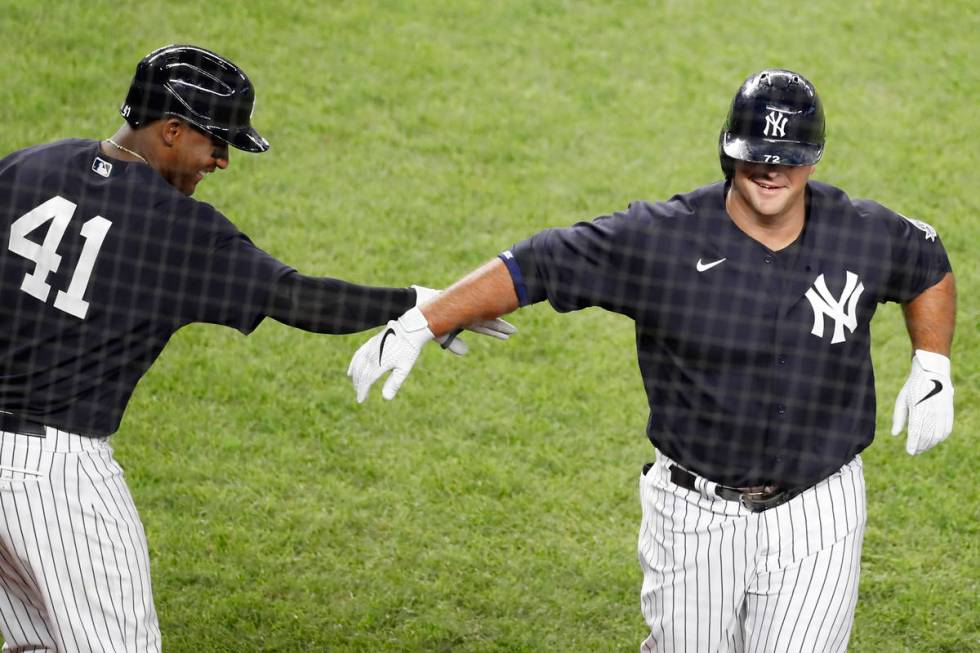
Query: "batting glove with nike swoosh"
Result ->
[[347, 307, 434, 403], [412, 285, 518, 354], [891, 349, 954, 455]]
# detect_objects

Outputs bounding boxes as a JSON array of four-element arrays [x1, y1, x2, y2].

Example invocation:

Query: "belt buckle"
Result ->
[[739, 487, 789, 513]]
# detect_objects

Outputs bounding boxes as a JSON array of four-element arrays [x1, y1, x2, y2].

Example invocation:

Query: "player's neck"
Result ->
[[101, 125, 153, 167], [724, 186, 806, 251]]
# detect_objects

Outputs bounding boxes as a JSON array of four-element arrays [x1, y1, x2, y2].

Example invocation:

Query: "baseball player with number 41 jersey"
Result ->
[[0, 45, 512, 652], [348, 69, 956, 651]]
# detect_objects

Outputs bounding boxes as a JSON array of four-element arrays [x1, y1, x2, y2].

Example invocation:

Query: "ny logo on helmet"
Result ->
[[764, 110, 789, 138], [804, 272, 864, 344]]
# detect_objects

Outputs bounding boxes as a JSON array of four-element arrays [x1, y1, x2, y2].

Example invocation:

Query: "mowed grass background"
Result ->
[[0, 1, 976, 651]]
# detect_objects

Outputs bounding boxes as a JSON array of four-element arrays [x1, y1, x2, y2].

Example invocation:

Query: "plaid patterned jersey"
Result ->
[[0, 139, 293, 436], [504, 180, 951, 488]]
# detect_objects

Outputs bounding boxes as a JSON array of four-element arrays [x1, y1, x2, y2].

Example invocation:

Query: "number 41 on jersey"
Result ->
[[8, 195, 112, 319]]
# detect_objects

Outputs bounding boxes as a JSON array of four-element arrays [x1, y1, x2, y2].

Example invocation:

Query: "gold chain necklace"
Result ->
[[106, 138, 148, 164]]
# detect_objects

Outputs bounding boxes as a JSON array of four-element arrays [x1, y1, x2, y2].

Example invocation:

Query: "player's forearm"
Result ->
[[901, 272, 955, 356], [419, 258, 519, 337], [265, 271, 416, 334]]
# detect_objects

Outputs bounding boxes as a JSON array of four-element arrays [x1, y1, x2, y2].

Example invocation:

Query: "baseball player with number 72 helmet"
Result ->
[[348, 69, 955, 651]]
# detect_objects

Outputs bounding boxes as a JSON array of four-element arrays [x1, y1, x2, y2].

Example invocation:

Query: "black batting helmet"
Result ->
[[121, 44, 269, 153], [718, 69, 824, 178]]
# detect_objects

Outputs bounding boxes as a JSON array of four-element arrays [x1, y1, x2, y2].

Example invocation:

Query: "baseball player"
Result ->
[[348, 69, 956, 651], [0, 44, 511, 652]]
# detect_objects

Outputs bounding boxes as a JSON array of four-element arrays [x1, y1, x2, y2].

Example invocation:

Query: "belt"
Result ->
[[0, 411, 48, 437], [668, 464, 803, 513]]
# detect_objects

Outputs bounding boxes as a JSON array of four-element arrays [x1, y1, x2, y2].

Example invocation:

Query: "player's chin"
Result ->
[[177, 177, 201, 196], [750, 198, 793, 219]]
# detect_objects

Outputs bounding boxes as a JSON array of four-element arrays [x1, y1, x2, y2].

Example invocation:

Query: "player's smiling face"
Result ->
[[730, 161, 814, 219], [162, 122, 230, 196]]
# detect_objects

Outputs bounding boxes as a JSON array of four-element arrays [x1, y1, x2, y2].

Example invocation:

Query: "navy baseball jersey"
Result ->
[[0, 139, 293, 436], [503, 180, 951, 488]]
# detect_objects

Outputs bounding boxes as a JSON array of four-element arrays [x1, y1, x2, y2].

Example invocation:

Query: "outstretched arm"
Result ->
[[419, 258, 519, 336], [264, 271, 415, 334], [891, 272, 956, 454], [347, 257, 520, 402], [262, 271, 513, 353]]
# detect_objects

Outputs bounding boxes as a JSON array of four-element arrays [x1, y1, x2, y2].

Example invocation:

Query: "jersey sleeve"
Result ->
[[164, 202, 294, 333], [502, 199, 681, 318], [855, 200, 953, 303], [263, 272, 415, 334]]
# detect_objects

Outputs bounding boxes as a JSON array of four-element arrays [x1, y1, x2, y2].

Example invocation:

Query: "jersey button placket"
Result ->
[[769, 252, 789, 418]]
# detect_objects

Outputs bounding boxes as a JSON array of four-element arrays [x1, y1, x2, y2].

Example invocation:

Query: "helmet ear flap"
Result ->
[[718, 129, 735, 179]]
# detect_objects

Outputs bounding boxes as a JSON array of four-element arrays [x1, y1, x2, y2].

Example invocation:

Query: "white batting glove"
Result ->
[[347, 307, 434, 403], [891, 349, 954, 455], [412, 285, 517, 354]]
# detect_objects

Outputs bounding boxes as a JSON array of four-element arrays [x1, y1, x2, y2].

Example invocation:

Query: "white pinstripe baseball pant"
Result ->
[[637, 452, 866, 653], [0, 428, 161, 652]]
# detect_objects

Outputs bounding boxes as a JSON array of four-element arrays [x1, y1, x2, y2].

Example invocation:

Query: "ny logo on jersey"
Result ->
[[764, 110, 789, 138], [804, 271, 864, 344]]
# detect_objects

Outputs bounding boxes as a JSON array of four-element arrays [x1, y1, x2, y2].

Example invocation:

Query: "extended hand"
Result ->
[[347, 307, 434, 403], [891, 349, 954, 454]]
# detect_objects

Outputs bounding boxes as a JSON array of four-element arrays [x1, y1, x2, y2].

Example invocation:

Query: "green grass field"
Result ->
[[1, 1, 977, 650]]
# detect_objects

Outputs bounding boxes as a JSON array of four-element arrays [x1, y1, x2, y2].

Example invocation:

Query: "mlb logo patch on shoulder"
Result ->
[[91, 156, 113, 178]]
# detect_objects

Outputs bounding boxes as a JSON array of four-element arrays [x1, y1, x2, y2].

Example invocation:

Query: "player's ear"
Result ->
[[160, 118, 184, 148]]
